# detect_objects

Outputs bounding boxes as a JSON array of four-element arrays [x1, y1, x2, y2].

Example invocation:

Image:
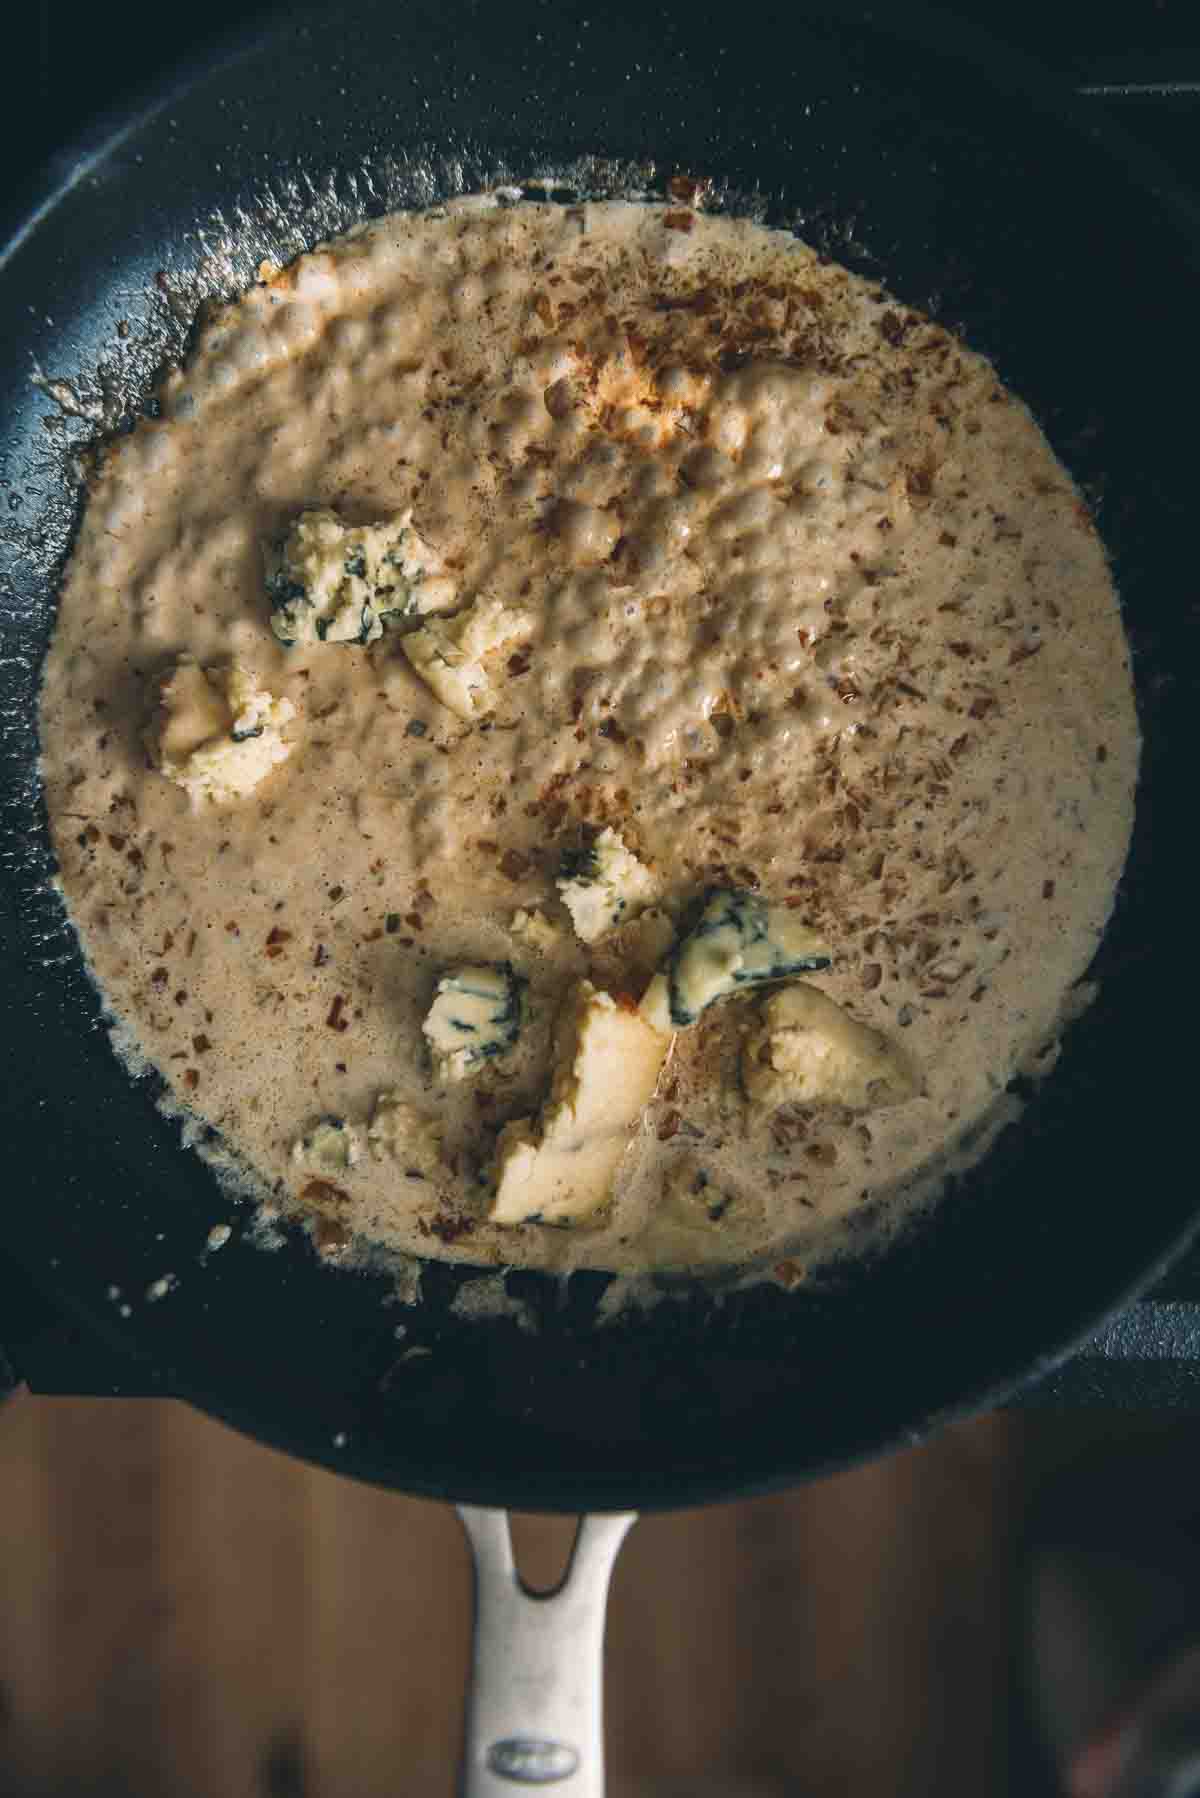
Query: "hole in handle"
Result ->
[[508, 1513, 582, 1598]]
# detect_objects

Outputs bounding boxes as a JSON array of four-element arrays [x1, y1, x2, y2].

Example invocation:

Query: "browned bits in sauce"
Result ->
[[326, 995, 349, 1032], [861, 962, 883, 991], [183, 1068, 199, 1091], [499, 848, 531, 881], [314, 1216, 351, 1256], [313, 943, 329, 967], [806, 1141, 838, 1166], [192, 1033, 211, 1053], [1042, 879, 1056, 900], [302, 1180, 351, 1211], [772, 1110, 809, 1148], [418, 1211, 478, 1244], [667, 174, 708, 205]]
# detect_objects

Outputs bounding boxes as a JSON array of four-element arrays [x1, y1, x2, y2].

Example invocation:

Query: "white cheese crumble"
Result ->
[[490, 979, 671, 1225], [400, 595, 533, 718], [741, 982, 920, 1111], [145, 656, 295, 805], [640, 888, 831, 1030], [265, 507, 456, 646], [422, 964, 524, 1081], [556, 827, 655, 943], [510, 908, 561, 953], [659, 1156, 735, 1230], [291, 1115, 364, 1173], [367, 1091, 444, 1172], [637, 1154, 765, 1267]]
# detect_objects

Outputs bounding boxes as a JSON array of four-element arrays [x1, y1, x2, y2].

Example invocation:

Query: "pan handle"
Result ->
[[456, 1507, 636, 1798]]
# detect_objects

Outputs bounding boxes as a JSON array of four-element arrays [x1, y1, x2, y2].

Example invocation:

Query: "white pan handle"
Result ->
[[456, 1507, 636, 1798]]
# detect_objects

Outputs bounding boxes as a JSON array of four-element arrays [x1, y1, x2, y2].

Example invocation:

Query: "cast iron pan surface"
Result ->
[[1, 0, 1198, 1511]]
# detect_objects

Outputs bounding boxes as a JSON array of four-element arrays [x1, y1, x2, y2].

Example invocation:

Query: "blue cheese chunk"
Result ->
[[510, 908, 562, 954], [639, 1155, 765, 1268], [291, 1115, 364, 1173], [401, 595, 533, 718], [145, 656, 295, 806], [556, 827, 656, 943], [490, 979, 671, 1225], [366, 1091, 444, 1172], [266, 507, 456, 647], [640, 888, 831, 1030], [741, 982, 919, 1111], [422, 963, 524, 1081]]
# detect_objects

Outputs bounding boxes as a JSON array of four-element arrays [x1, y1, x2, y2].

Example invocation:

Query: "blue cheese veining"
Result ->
[[556, 827, 656, 943], [266, 507, 456, 646], [422, 964, 525, 1081], [640, 889, 832, 1031]]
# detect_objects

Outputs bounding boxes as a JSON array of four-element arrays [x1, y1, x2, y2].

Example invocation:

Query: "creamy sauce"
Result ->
[[39, 197, 1138, 1277]]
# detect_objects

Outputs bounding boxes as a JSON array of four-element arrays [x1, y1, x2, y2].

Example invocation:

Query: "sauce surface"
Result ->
[[39, 197, 1139, 1276]]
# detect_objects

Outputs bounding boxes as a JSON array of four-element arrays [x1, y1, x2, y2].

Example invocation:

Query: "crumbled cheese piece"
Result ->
[[490, 979, 670, 1225], [511, 908, 562, 953], [741, 982, 919, 1111], [422, 963, 524, 1081], [265, 507, 456, 646], [640, 888, 831, 1030], [639, 1154, 763, 1267], [401, 595, 533, 718], [659, 1156, 738, 1231], [366, 1091, 444, 1171], [291, 1115, 364, 1173], [145, 656, 295, 805], [556, 827, 655, 943]]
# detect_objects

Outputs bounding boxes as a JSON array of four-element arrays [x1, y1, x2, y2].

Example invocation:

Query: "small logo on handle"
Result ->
[[486, 1737, 580, 1784]]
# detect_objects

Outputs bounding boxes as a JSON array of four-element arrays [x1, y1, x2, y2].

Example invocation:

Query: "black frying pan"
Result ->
[[2, 0, 1199, 1516]]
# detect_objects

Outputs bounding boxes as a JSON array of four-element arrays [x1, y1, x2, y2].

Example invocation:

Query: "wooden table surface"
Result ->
[[0, 1395, 1183, 1797]]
